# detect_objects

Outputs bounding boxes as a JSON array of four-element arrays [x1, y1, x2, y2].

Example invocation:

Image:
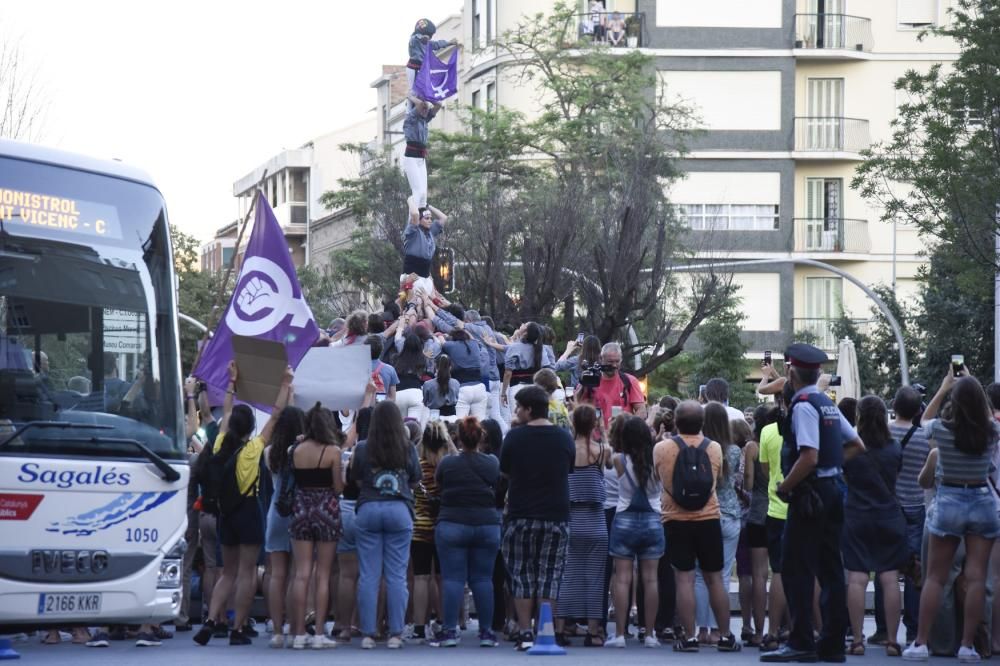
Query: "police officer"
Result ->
[[760, 343, 865, 663]]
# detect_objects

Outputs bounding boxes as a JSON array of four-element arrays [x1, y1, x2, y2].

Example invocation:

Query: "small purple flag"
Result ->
[[412, 42, 458, 102], [194, 192, 319, 410]]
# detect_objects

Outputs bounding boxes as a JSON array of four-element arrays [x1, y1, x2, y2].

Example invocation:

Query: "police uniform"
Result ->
[[761, 343, 858, 663]]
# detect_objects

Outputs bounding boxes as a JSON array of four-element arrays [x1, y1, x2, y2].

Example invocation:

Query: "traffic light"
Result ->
[[434, 247, 455, 294]]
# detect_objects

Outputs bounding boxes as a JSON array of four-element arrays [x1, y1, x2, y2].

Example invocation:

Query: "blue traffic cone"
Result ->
[[528, 602, 566, 656], [0, 638, 20, 659]]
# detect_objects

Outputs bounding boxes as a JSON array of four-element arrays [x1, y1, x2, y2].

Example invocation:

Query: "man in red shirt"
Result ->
[[591, 342, 646, 427]]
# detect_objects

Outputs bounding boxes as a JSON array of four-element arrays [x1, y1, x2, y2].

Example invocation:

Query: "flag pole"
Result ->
[[190, 170, 269, 372]]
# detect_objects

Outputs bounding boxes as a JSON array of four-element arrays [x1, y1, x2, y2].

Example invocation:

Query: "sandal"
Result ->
[[741, 628, 754, 643], [761, 634, 780, 651], [584, 632, 604, 647], [41, 631, 61, 645], [886, 641, 901, 657], [849, 640, 865, 656]]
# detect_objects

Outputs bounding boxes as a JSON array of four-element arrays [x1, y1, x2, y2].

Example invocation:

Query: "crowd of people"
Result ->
[[71, 260, 989, 663]]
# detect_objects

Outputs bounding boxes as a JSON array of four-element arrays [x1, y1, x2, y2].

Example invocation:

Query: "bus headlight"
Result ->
[[157, 538, 186, 589]]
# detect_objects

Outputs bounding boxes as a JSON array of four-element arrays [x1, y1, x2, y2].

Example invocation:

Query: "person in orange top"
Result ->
[[652, 400, 741, 653]]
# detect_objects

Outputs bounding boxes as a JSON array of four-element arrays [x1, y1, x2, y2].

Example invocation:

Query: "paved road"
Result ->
[[8, 618, 957, 665]]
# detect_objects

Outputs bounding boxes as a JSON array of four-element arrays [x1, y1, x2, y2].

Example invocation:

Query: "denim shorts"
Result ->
[[609, 511, 665, 560], [336, 499, 357, 554], [927, 485, 1000, 539]]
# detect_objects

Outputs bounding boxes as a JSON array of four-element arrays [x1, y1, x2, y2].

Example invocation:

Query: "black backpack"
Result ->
[[202, 441, 252, 516], [668, 435, 715, 511]]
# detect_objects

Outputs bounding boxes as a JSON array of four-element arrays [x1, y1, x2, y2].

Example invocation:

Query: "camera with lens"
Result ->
[[579, 361, 611, 388]]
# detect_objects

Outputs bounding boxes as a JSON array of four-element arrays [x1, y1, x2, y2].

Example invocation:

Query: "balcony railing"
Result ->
[[795, 14, 873, 52], [561, 11, 645, 48], [793, 218, 871, 253], [793, 318, 871, 352], [794, 117, 871, 153]]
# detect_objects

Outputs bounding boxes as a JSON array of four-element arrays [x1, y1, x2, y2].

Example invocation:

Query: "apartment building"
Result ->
[[451, 0, 959, 354]]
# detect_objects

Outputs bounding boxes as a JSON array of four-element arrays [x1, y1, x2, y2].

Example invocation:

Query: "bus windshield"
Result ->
[[0, 155, 184, 460]]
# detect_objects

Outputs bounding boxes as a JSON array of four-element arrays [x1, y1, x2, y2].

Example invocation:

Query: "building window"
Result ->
[[897, 0, 937, 29], [487, 0, 496, 44], [486, 82, 496, 110], [677, 204, 779, 231], [473, 0, 482, 49]]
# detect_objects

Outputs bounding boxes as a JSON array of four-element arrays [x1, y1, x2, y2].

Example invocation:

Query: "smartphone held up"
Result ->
[[951, 354, 965, 377]]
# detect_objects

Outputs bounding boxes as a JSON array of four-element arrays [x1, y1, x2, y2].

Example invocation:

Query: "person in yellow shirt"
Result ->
[[194, 361, 293, 647], [758, 392, 790, 652]]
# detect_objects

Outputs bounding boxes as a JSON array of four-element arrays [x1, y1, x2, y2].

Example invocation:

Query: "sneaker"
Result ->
[[674, 636, 699, 652], [135, 632, 162, 647], [291, 634, 310, 650], [717, 632, 742, 652], [193, 621, 215, 646], [902, 642, 929, 661], [151, 625, 173, 640], [402, 623, 415, 642], [658, 627, 676, 641], [268, 634, 285, 649], [242, 620, 258, 638], [479, 629, 499, 647], [515, 631, 535, 651], [605, 634, 626, 648], [361, 636, 376, 649], [958, 645, 982, 663], [430, 619, 443, 636], [387, 635, 404, 649], [213, 623, 229, 639], [312, 634, 338, 649], [229, 629, 252, 646], [644, 636, 661, 648], [411, 625, 427, 644], [429, 628, 458, 648], [86, 632, 110, 648], [265, 619, 274, 635]]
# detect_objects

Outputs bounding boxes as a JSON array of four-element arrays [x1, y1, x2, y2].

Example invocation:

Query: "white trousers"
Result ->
[[486, 380, 506, 435], [402, 155, 427, 208], [457, 383, 488, 420], [395, 388, 427, 430]]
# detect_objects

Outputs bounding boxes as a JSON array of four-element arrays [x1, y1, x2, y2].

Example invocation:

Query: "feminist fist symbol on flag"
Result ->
[[237, 276, 276, 316]]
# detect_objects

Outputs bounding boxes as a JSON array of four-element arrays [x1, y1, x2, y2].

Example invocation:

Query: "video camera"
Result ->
[[579, 361, 615, 388]]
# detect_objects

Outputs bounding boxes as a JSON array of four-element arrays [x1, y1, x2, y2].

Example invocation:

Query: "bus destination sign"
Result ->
[[0, 188, 123, 240]]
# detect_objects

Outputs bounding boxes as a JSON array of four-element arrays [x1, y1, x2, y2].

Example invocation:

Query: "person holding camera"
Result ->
[[578, 342, 645, 429], [760, 343, 865, 663]]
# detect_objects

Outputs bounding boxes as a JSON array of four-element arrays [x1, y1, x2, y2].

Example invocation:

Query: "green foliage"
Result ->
[[853, 0, 999, 387], [853, 1, 1000, 271], [320, 2, 734, 375], [690, 296, 756, 408]]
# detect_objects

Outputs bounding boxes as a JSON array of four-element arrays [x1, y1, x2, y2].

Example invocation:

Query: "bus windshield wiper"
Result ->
[[0, 421, 112, 449], [58, 437, 182, 483]]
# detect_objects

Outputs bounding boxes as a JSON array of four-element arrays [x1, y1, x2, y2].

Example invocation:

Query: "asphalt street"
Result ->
[[8, 618, 960, 665]]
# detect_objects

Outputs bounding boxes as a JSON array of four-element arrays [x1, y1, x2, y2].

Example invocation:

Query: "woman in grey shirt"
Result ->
[[423, 354, 460, 422], [904, 370, 1000, 661]]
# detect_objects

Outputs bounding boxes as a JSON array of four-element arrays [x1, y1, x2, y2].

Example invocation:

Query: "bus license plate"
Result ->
[[38, 592, 102, 615]]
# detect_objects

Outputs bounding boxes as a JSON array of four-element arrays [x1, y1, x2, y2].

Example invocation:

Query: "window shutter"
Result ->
[[898, 0, 937, 25]]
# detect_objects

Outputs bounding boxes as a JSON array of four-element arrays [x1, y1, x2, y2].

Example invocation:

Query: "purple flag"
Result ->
[[412, 42, 458, 102], [194, 192, 319, 410]]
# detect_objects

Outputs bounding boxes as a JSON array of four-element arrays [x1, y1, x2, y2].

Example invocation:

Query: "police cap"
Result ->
[[784, 342, 828, 369]]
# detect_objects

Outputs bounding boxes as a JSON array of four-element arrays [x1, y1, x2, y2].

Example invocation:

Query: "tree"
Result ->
[[170, 225, 223, 373], [0, 33, 46, 140], [853, 0, 999, 381], [690, 296, 756, 409], [323, 2, 735, 374]]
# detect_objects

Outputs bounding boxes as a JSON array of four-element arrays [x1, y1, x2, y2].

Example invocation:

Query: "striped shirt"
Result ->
[[924, 418, 999, 484], [413, 457, 440, 543], [889, 422, 930, 508]]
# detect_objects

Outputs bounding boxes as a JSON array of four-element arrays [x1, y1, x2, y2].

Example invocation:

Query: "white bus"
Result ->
[[0, 140, 188, 630]]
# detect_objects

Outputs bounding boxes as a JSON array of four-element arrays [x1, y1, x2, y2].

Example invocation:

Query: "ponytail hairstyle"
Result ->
[[621, 415, 654, 489], [305, 401, 342, 446], [219, 404, 255, 458], [436, 354, 453, 393], [267, 405, 306, 471], [523, 322, 544, 372], [420, 420, 451, 462], [457, 416, 484, 452]]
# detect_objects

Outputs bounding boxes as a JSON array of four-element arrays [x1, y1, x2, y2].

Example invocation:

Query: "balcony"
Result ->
[[793, 218, 871, 253], [793, 318, 871, 352], [794, 14, 873, 56], [794, 117, 871, 157], [561, 11, 645, 49]]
